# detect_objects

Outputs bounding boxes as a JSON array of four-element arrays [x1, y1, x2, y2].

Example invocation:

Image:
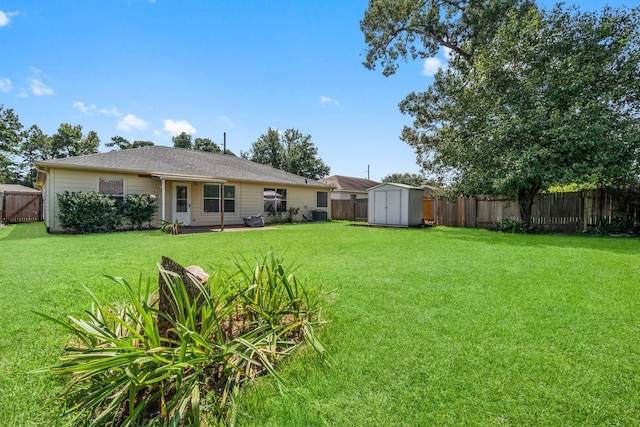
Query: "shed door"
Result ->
[[374, 190, 401, 225], [387, 190, 401, 224]]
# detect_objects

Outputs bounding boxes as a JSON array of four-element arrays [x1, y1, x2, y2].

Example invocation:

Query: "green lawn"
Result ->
[[1, 222, 639, 425]]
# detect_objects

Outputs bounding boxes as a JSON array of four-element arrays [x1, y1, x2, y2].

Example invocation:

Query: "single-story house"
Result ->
[[368, 182, 425, 227], [318, 175, 379, 200], [35, 146, 333, 232]]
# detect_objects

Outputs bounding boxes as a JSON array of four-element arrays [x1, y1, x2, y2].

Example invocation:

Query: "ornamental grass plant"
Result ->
[[36, 252, 328, 426]]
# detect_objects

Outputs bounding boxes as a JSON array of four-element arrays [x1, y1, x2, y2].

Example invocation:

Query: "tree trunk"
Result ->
[[516, 185, 540, 232]]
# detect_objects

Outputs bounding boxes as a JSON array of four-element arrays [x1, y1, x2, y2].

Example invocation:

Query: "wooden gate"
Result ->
[[2, 191, 42, 224], [423, 196, 434, 223]]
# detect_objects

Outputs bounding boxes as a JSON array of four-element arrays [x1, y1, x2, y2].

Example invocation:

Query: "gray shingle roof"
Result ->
[[319, 175, 379, 192], [36, 146, 331, 187]]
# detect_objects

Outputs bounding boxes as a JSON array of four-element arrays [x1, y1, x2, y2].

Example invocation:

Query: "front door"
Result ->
[[173, 183, 191, 225]]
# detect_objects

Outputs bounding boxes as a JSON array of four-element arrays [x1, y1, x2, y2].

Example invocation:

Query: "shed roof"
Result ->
[[368, 182, 424, 191], [36, 146, 332, 188], [319, 175, 379, 192]]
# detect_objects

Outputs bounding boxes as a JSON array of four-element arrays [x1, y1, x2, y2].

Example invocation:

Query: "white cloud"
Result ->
[[443, 46, 454, 61], [320, 96, 340, 106], [0, 10, 18, 27], [118, 114, 149, 132], [29, 67, 53, 96], [30, 78, 53, 96], [421, 57, 445, 77], [218, 115, 235, 128], [99, 107, 122, 117], [0, 78, 11, 92], [163, 119, 196, 136], [421, 47, 454, 77], [72, 101, 96, 114]]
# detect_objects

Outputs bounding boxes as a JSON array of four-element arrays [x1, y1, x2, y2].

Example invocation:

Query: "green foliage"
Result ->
[[361, 0, 532, 75], [546, 183, 598, 193], [57, 191, 123, 233], [266, 206, 300, 224], [285, 207, 300, 224], [172, 132, 193, 150], [160, 219, 184, 235], [122, 194, 157, 229], [0, 104, 23, 155], [496, 218, 535, 234], [363, 2, 640, 226], [51, 123, 100, 158], [58, 192, 158, 233], [243, 128, 331, 180], [106, 136, 154, 151], [37, 252, 327, 426], [0, 105, 24, 184], [381, 172, 438, 187], [193, 137, 221, 153]]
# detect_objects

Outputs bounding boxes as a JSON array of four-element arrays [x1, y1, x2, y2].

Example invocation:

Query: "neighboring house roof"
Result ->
[[35, 146, 332, 188], [0, 184, 40, 193], [319, 175, 379, 192]]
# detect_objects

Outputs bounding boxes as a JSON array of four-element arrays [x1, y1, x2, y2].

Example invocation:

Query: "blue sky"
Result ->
[[0, 0, 630, 181]]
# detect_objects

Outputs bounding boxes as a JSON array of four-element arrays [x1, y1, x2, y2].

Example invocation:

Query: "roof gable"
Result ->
[[35, 146, 331, 188]]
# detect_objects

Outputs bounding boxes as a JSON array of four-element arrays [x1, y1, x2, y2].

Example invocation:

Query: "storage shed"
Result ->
[[368, 183, 425, 227]]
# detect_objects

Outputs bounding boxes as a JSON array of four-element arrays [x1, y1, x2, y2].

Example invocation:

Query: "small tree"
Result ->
[[172, 132, 193, 149], [243, 128, 330, 180]]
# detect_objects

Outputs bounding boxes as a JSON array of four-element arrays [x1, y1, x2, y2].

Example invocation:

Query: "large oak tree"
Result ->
[[362, 1, 640, 226]]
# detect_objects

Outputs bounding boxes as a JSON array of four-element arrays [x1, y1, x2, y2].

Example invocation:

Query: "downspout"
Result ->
[[161, 178, 166, 222], [219, 182, 225, 231], [34, 166, 49, 228]]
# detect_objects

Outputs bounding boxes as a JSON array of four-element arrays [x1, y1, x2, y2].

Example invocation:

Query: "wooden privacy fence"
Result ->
[[1, 191, 43, 224], [432, 189, 638, 232], [331, 199, 368, 221]]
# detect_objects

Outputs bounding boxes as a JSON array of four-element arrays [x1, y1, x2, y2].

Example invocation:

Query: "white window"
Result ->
[[264, 188, 287, 213], [204, 184, 235, 213]]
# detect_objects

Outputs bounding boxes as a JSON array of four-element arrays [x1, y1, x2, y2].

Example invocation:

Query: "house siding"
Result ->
[[189, 182, 330, 226], [331, 190, 368, 200], [46, 168, 160, 232], [40, 160, 332, 231]]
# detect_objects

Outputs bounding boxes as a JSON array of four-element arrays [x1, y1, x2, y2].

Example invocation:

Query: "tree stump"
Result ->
[[157, 256, 208, 339]]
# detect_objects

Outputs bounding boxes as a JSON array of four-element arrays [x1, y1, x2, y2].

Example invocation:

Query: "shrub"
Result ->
[[122, 194, 157, 229], [267, 206, 300, 224], [57, 191, 122, 233], [285, 207, 300, 224], [497, 218, 533, 234], [37, 252, 328, 426], [58, 192, 158, 233]]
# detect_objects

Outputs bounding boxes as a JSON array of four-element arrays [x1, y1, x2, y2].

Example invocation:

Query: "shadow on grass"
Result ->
[[0, 222, 48, 240], [429, 225, 640, 255]]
